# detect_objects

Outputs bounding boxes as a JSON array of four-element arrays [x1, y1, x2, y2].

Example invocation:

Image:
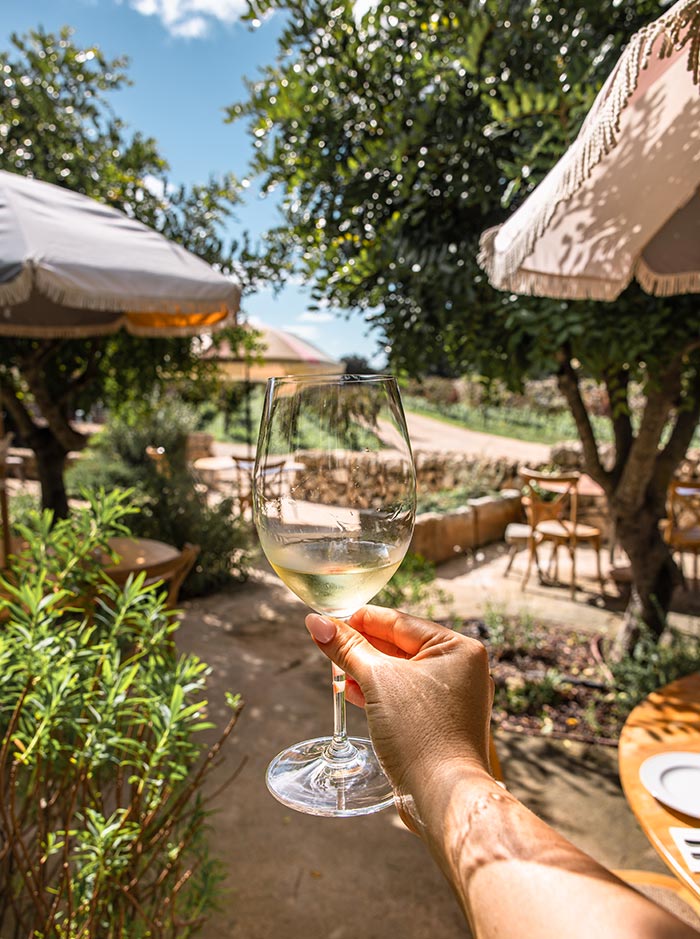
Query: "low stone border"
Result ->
[[410, 488, 523, 563]]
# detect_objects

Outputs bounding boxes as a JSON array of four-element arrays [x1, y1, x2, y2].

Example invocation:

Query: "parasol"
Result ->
[[477, 0, 700, 300], [0, 169, 240, 562]]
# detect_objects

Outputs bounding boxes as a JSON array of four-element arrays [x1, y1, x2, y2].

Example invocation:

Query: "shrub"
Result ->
[[374, 552, 451, 618], [610, 624, 700, 719], [67, 396, 252, 597], [0, 490, 240, 938]]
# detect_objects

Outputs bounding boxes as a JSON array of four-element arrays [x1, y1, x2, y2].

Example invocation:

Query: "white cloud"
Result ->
[[129, 0, 248, 38], [298, 311, 334, 323]]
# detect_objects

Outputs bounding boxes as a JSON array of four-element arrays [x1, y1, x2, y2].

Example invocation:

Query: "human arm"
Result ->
[[305, 606, 699, 939]]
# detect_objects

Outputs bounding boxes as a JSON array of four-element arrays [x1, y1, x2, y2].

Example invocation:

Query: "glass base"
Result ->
[[266, 736, 395, 817]]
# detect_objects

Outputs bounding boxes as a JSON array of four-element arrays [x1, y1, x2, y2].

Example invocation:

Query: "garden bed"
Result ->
[[453, 612, 700, 747]]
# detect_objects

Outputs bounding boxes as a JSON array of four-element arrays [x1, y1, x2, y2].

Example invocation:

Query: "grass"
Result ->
[[404, 395, 613, 446]]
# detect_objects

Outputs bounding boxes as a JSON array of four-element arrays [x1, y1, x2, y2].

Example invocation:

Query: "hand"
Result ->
[[305, 605, 494, 825]]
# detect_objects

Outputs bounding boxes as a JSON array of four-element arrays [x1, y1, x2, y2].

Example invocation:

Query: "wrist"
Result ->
[[395, 753, 497, 837]]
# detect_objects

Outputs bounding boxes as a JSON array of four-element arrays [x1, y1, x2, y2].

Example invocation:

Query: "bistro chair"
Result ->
[[662, 479, 700, 589], [519, 467, 605, 600], [230, 454, 287, 517]]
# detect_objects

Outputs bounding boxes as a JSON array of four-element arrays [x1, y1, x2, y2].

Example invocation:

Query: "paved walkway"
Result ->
[[404, 410, 551, 463], [215, 410, 553, 465], [175, 547, 668, 939]]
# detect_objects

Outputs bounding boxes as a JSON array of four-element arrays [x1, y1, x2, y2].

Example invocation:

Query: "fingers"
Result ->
[[305, 613, 385, 684], [349, 605, 453, 656]]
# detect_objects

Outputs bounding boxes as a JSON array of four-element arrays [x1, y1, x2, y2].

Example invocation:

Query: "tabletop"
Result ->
[[103, 536, 181, 577], [539, 473, 605, 498], [618, 671, 700, 899]]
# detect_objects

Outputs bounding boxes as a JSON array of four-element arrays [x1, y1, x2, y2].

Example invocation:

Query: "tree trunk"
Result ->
[[610, 503, 681, 660], [28, 428, 70, 519]]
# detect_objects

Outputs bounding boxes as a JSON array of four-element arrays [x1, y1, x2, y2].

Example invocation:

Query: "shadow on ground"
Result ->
[[175, 557, 665, 939]]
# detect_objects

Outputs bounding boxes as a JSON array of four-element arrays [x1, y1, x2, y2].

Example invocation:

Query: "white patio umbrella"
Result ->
[[0, 169, 241, 562], [0, 170, 240, 335], [478, 0, 700, 300]]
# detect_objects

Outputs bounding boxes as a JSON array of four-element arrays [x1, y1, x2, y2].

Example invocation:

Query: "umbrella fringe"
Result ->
[[0, 264, 240, 317], [636, 258, 700, 296], [0, 266, 33, 307], [34, 270, 238, 316], [478, 0, 700, 290]]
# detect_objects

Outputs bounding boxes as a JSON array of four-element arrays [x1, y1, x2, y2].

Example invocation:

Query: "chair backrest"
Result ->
[[667, 479, 700, 533], [233, 455, 288, 501], [519, 467, 581, 531]]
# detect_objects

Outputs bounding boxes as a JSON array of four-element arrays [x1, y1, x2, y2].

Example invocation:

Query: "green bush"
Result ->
[[610, 624, 700, 719], [67, 396, 252, 597], [0, 490, 240, 938], [374, 552, 451, 618]]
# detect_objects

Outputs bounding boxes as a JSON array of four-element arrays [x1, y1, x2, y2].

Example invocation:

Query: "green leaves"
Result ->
[[0, 491, 240, 936]]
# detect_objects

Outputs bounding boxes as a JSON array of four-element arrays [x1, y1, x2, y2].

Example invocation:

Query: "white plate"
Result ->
[[639, 752, 700, 818]]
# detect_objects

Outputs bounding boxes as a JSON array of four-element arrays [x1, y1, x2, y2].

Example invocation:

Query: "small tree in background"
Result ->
[[0, 27, 249, 517], [232, 0, 700, 652]]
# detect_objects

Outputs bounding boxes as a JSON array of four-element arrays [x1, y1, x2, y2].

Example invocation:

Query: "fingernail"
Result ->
[[306, 614, 336, 644]]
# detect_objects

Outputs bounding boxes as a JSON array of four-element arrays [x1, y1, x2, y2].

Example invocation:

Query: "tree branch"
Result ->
[[20, 361, 85, 454], [0, 375, 38, 440], [603, 368, 633, 484], [617, 357, 683, 507], [555, 351, 608, 490], [653, 358, 700, 494]]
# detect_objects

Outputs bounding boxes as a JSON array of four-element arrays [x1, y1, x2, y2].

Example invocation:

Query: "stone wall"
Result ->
[[410, 490, 523, 564]]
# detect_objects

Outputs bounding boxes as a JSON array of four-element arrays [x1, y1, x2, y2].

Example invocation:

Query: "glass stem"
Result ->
[[327, 662, 356, 761]]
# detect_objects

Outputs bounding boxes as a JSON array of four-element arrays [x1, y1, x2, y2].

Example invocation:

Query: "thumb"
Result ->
[[305, 613, 380, 683]]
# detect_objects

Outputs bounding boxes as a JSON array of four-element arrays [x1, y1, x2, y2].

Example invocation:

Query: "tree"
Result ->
[[341, 354, 373, 374], [232, 0, 700, 649], [0, 27, 247, 516]]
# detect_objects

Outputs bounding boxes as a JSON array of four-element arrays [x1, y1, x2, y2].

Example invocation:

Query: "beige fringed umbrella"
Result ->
[[207, 320, 340, 381], [0, 169, 241, 562], [478, 0, 700, 300], [204, 320, 341, 450]]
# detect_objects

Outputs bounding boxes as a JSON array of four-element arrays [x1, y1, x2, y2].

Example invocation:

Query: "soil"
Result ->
[[454, 617, 623, 745]]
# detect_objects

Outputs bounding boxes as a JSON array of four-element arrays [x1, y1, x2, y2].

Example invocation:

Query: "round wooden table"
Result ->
[[618, 672, 700, 900], [103, 536, 181, 581]]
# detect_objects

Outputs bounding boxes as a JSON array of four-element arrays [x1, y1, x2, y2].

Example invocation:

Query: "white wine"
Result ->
[[262, 536, 405, 618]]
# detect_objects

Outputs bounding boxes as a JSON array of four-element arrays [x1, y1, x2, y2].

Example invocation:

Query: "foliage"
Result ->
[[0, 490, 240, 937], [0, 26, 248, 515], [416, 481, 497, 514], [67, 396, 252, 597], [406, 393, 604, 447], [233, 0, 700, 641], [374, 552, 451, 618], [610, 624, 700, 717]]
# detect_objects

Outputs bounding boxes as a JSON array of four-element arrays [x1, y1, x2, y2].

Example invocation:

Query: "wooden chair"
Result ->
[[663, 479, 700, 589], [519, 467, 604, 599], [230, 455, 287, 517]]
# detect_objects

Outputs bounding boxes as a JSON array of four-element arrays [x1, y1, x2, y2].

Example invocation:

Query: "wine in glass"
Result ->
[[253, 374, 416, 816]]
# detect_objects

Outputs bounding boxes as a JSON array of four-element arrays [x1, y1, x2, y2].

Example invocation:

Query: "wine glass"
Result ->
[[253, 374, 416, 817]]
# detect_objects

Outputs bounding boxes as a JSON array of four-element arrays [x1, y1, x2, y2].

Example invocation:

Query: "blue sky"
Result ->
[[2, 0, 383, 365]]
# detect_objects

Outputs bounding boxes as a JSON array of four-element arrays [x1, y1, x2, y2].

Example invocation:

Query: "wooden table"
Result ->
[[618, 672, 700, 900], [103, 536, 181, 582], [539, 473, 605, 497]]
